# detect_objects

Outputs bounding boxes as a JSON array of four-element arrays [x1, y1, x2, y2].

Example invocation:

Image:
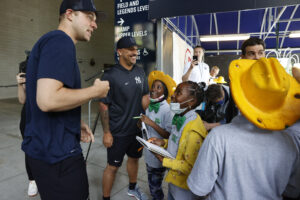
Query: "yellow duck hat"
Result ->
[[148, 71, 177, 104], [214, 76, 227, 84], [229, 57, 300, 130]]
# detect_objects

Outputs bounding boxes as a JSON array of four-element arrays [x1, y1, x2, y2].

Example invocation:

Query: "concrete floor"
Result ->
[[0, 98, 168, 200]]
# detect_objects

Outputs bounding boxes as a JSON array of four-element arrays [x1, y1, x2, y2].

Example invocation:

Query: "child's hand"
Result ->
[[202, 120, 211, 131], [149, 137, 165, 147], [140, 114, 152, 125], [152, 152, 164, 162], [147, 138, 154, 143]]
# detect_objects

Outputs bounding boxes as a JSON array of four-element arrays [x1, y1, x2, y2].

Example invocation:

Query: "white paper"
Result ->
[[136, 136, 175, 159], [141, 122, 150, 140]]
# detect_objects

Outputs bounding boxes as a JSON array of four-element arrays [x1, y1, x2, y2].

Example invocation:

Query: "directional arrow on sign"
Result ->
[[117, 18, 125, 26]]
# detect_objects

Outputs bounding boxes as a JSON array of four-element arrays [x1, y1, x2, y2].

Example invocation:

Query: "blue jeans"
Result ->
[[146, 164, 166, 200]]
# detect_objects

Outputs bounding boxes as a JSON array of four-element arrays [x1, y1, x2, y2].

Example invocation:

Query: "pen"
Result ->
[[133, 116, 142, 119], [138, 138, 154, 152], [138, 146, 143, 152]]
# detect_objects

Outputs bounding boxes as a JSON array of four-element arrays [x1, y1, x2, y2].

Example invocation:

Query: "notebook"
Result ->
[[136, 136, 175, 159]]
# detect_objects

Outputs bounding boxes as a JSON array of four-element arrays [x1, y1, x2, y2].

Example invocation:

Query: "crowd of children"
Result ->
[[138, 56, 300, 200]]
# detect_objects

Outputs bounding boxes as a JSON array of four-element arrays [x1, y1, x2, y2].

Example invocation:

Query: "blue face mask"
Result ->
[[216, 99, 224, 105]]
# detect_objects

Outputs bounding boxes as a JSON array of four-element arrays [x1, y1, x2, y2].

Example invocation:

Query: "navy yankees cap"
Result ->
[[116, 36, 137, 49], [59, 0, 105, 18]]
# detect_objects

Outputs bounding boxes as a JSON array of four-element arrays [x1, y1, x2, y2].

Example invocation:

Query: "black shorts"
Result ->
[[107, 135, 143, 167], [27, 154, 89, 200]]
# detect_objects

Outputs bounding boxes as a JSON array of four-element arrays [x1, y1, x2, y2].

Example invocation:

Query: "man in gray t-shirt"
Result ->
[[187, 58, 300, 199]]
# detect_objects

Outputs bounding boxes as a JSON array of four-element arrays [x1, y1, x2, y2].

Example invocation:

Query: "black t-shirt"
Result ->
[[100, 64, 149, 137]]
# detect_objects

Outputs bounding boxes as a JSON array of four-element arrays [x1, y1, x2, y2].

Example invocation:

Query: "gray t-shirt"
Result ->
[[144, 100, 173, 168], [187, 115, 299, 200], [284, 121, 300, 198], [286, 121, 300, 153]]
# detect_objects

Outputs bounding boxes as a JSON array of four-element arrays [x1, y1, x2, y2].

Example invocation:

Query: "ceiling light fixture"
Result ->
[[200, 34, 250, 42], [289, 31, 300, 38]]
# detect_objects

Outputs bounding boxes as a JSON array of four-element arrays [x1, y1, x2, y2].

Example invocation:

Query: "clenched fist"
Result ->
[[93, 78, 110, 98]]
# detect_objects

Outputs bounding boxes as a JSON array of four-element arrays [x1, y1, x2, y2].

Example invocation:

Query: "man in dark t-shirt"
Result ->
[[22, 0, 109, 199], [99, 36, 149, 200]]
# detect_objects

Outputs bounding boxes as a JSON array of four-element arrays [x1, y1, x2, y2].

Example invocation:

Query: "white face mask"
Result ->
[[170, 99, 193, 115], [150, 94, 165, 103]]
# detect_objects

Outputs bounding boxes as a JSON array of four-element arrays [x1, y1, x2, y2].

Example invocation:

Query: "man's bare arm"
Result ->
[[99, 102, 113, 147], [99, 102, 110, 134], [182, 60, 197, 82], [36, 78, 109, 112]]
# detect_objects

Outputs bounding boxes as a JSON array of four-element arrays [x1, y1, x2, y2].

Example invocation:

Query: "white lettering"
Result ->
[[118, 31, 148, 38], [117, 2, 128, 9], [132, 30, 148, 37], [117, 7, 137, 15], [135, 76, 142, 84], [129, 0, 139, 7], [137, 5, 149, 12], [118, 32, 131, 37], [120, 26, 130, 32]]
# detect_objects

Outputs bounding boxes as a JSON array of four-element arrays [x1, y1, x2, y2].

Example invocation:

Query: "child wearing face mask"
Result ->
[[140, 71, 176, 200], [150, 81, 208, 200]]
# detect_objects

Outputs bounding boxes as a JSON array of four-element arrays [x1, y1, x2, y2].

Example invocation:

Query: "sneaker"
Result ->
[[127, 185, 148, 200], [28, 180, 38, 197]]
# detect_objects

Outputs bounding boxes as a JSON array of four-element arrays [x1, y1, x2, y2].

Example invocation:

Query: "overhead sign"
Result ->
[[149, 0, 299, 19], [115, 0, 156, 75]]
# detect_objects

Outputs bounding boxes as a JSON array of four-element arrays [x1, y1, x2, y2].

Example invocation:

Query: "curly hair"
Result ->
[[185, 81, 205, 109], [206, 84, 224, 103]]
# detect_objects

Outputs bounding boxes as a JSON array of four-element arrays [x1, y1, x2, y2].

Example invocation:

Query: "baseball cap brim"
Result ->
[[94, 11, 107, 22]]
